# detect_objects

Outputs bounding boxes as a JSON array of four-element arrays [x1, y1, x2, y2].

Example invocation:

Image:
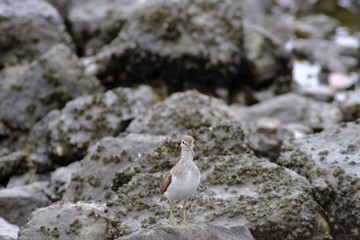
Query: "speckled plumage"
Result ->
[[160, 135, 201, 224]]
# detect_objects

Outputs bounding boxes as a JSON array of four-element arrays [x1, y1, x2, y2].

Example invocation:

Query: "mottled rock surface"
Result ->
[[127, 90, 236, 135], [18, 201, 114, 240], [0, 182, 51, 225], [47, 85, 156, 161], [118, 224, 254, 240], [0, 44, 102, 130], [0, 0, 70, 66], [110, 153, 329, 239], [63, 134, 167, 202], [277, 122, 360, 239]]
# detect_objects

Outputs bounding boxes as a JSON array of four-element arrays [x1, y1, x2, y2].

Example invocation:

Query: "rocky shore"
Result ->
[[0, 0, 359, 239]]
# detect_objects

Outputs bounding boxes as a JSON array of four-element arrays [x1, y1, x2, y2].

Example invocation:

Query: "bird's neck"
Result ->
[[180, 149, 193, 163]]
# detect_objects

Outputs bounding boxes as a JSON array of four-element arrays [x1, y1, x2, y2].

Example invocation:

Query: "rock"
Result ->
[[0, 151, 27, 184], [0, 0, 71, 66], [50, 162, 81, 200], [0, 44, 102, 130], [295, 14, 339, 39], [234, 93, 343, 131], [113, 121, 248, 193], [67, 0, 138, 56], [117, 223, 254, 240], [48, 85, 156, 162], [277, 122, 360, 239], [18, 201, 114, 240], [0, 182, 51, 225], [0, 218, 19, 240], [84, 0, 247, 96], [336, 90, 360, 121], [290, 39, 358, 72], [110, 153, 329, 239], [27, 110, 60, 172], [62, 134, 167, 202], [127, 90, 235, 135]]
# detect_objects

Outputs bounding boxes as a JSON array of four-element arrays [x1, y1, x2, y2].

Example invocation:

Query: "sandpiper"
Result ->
[[160, 135, 201, 224]]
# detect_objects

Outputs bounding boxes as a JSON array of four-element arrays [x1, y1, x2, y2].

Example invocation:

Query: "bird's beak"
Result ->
[[191, 148, 195, 157]]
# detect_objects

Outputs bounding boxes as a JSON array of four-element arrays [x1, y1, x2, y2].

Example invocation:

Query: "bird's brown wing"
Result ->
[[160, 170, 172, 194]]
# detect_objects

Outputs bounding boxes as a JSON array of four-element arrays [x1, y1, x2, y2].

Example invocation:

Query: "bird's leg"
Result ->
[[169, 201, 175, 225], [180, 199, 188, 224]]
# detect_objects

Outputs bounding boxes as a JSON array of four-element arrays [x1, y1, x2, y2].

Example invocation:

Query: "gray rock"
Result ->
[[48, 85, 156, 161], [110, 153, 329, 239], [117, 223, 254, 240], [337, 90, 360, 121], [0, 44, 103, 130], [50, 162, 81, 200], [127, 90, 236, 135], [277, 122, 360, 239], [68, 0, 138, 56], [0, 218, 19, 240], [0, 151, 26, 183], [0, 182, 51, 225], [0, 0, 71, 66], [295, 14, 339, 39], [84, 0, 245, 95], [62, 134, 167, 202], [18, 201, 114, 240], [234, 93, 343, 130], [113, 121, 248, 193]]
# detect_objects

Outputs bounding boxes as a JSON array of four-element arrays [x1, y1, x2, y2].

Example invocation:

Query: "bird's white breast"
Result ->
[[164, 170, 200, 202]]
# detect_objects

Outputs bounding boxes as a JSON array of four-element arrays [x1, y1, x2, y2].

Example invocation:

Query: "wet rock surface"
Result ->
[[277, 122, 360, 240], [118, 223, 254, 240]]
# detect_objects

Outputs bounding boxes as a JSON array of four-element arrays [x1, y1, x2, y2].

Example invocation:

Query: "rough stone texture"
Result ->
[[112, 122, 248, 194], [110, 153, 329, 240], [0, 0, 71, 66], [47, 85, 156, 162], [0, 182, 51, 225], [0, 217, 19, 240], [18, 201, 114, 240], [0, 151, 27, 183], [118, 224, 254, 240], [62, 134, 167, 202], [277, 122, 360, 239], [84, 0, 247, 94], [337, 90, 360, 121], [234, 93, 343, 130], [50, 162, 81, 201], [0, 44, 102, 130], [68, 0, 138, 56], [127, 90, 236, 135]]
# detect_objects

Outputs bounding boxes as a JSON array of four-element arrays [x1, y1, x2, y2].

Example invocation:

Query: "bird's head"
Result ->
[[180, 135, 195, 157]]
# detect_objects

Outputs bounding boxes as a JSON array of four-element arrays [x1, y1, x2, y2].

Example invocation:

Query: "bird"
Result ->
[[159, 135, 201, 224]]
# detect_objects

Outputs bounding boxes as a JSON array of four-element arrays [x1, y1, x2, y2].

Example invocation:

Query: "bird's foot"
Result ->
[[180, 218, 188, 224]]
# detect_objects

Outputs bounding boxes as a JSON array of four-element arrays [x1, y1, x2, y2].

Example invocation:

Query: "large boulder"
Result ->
[[127, 90, 236, 135], [84, 0, 246, 94], [18, 201, 114, 240], [0, 0, 71, 66], [62, 134, 168, 202], [277, 122, 360, 239], [118, 224, 254, 240], [110, 153, 329, 240], [0, 44, 102, 130], [45, 85, 156, 162], [0, 182, 51, 225]]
